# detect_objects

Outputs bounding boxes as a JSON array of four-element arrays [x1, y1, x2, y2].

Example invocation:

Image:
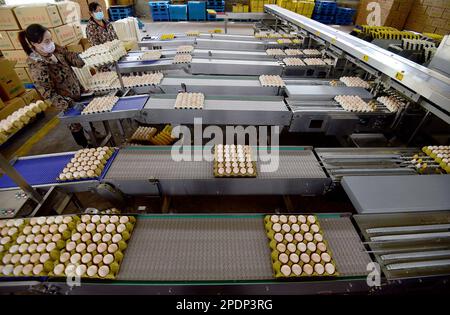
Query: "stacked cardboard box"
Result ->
[[355, 0, 414, 30], [250, 0, 276, 12], [404, 0, 450, 35], [0, 2, 85, 85], [0, 57, 41, 122]]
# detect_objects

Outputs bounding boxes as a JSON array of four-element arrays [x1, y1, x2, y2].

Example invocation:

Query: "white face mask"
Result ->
[[37, 41, 56, 54]]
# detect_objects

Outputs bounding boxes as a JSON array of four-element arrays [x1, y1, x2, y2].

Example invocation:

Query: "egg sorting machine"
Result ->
[[1, 5, 450, 294]]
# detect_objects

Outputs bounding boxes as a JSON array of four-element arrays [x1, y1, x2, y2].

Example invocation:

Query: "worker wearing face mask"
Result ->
[[86, 2, 119, 46], [19, 24, 89, 147]]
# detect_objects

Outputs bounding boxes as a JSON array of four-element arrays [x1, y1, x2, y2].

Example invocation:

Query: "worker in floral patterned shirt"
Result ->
[[86, 2, 119, 46], [19, 24, 89, 147]]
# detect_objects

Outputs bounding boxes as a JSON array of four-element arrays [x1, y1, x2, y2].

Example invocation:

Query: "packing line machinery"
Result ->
[[263, 5, 450, 125], [2, 145, 450, 215], [58, 75, 397, 141], [1, 211, 449, 295]]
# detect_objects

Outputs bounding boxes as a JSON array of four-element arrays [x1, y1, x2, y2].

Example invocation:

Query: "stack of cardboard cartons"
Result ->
[[295, 0, 315, 18], [250, 0, 276, 12], [0, 57, 41, 122], [355, 0, 414, 30], [73, 0, 109, 21], [404, 0, 450, 35], [0, 2, 85, 85]]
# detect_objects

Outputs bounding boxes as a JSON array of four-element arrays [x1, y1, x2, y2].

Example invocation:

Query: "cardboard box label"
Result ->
[[51, 24, 76, 47], [2, 50, 28, 68], [14, 68, 31, 83], [0, 7, 20, 31], [56, 1, 81, 24], [0, 31, 14, 50], [0, 57, 26, 101], [14, 5, 63, 29], [6, 30, 22, 50]]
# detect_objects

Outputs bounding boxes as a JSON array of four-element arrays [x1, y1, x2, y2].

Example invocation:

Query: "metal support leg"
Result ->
[[84, 122, 98, 147], [224, 19, 228, 34], [283, 195, 294, 212], [407, 110, 431, 145], [101, 121, 115, 146], [70, 193, 84, 211], [0, 154, 43, 203], [161, 195, 171, 213], [117, 119, 125, 137]]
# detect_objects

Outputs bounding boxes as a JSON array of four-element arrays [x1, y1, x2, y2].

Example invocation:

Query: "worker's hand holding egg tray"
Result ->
[[422, 145, 450, 174], [174, 92, 205, 109], [50, 214, 135, 280], [0, 214, 136, 279], [213, 144, 257, 178], [57, 147, 116, 182], [264, 214, 338, 279]]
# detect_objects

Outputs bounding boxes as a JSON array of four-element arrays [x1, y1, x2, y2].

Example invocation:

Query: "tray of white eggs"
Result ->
[[264, 214, 338, 278], [57, 147, 117, 182], [0, 216, 79, 278], [213, 144, 257, 178], [49, 214, 136, 280]]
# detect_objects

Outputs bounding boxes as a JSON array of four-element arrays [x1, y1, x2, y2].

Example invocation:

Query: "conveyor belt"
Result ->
[[0, 151, 118, 190], [0, 153, 72, 189], [59, 95, 149, 124], [103, 146, 330, 195], [105, 147, 326, 180], [141, 95, 291, 125], [117, 214, 371, 281]]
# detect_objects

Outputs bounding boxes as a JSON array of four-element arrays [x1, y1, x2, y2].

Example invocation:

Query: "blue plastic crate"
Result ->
[[149, 1, 170, 12], [169, 4, 188, 21], [152, 12, 170, 21], [188, 1, 206, 20], [109, 5, 134, 15]]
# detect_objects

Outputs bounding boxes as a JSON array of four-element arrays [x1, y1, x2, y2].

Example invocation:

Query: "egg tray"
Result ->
[[55, 148, 118, 183], [263, 215, 338, 279], [213, 160, 258, 178], [0, 216, 80, 278], [46, 215, 135, 280], [421, 146, 450, 173], [213, 145, 258, 178], [0, 219, 27, 254]]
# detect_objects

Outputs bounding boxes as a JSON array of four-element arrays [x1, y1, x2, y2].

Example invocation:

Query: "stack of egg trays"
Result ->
[[49, 215, 136, 280], [263, 214, 338, 279], [213, 145, 257, 178]]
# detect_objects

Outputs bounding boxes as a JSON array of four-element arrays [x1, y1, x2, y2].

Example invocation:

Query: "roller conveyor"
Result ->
[[140, 95, 291, 126], [102, 146, 330, 195], [190, 58, 283, 76], [315, 147, 419, 181], [139, 37, 279, 51], [123, 48, 273, 61]]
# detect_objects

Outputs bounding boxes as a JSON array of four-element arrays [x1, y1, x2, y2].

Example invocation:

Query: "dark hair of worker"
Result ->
[[18, 24, 49, 55]]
